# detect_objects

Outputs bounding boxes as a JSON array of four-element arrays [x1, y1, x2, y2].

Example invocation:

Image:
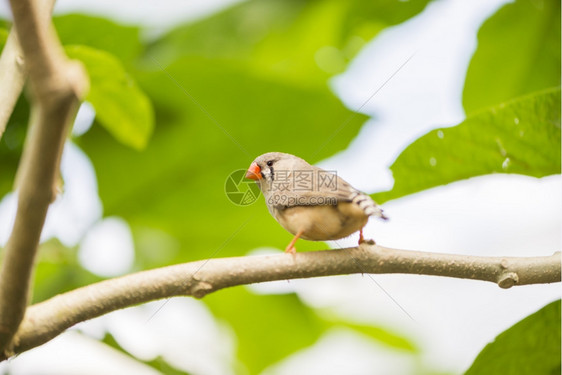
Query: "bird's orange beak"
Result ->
[[245, 162, 262, 180]]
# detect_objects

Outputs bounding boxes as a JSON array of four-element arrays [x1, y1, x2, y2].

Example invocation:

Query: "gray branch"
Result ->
[[3, 244, 559, 359]]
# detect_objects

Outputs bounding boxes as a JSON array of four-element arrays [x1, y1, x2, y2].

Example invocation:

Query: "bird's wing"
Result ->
[[268, 166, 387, 219]]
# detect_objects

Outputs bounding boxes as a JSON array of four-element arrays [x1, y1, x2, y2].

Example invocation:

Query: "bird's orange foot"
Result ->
[[358, 229, 375, 246], [284, 244, 296, 255], [285, 230, 303, 256], [358, 229, 365, 245]]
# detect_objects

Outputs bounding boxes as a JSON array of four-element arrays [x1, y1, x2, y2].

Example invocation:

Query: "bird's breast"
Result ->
[[272, 203, 368, 241]]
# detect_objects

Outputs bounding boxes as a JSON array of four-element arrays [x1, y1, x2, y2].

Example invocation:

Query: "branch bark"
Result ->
[[3, 244, 560, 359], [0, 0, 86, 352]]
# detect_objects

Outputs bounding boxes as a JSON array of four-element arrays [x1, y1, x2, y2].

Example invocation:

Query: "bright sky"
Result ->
[[0, 0, 560, 374]]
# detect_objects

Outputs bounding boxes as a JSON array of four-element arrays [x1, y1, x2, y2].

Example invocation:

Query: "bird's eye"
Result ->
[[266, 160, 274, 167]]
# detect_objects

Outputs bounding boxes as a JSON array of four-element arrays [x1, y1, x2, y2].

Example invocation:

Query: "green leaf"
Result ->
[[206, 288, 419, 373], [145, 0, 431, 84], [206, 289, 325, 374], [465, 300, 561, 375], [463, 0, 561, 113], [347, 0, 431, 27], [65, 45, 154, 150], [101, 332, 192, 375], [374, 88, 561, 203], [341, 321, 418, 353], [54, 14, 143, 64]]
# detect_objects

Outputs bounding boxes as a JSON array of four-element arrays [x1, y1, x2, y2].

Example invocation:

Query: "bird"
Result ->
[[245, 152, 387, 254]]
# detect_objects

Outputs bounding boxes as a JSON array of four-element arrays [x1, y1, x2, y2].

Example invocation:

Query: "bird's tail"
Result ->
[[352, 192, 388, 220]]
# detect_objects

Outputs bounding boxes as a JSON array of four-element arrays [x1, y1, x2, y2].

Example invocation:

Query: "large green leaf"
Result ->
[[463, 0, 560, 113], [144, 0, 432, 84], [206, 289, 324, 374], [65, 45, 154, 150], [206, 287, 418, 374], [465, 300, 561, 375], [101, 332, 191, 375], [54, 14, 143, 64], [339, 321, 417, 353], [374, 88, 561, 203]]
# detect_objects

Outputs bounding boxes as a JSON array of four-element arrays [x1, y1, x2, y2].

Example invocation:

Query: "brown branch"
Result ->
[[0, 0, 87, 352], [2, 244, 560, 359]]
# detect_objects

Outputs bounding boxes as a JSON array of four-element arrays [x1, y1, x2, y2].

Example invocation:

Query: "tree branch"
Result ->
[[3, 244, 560, 359], [0, 0, 87, 352]]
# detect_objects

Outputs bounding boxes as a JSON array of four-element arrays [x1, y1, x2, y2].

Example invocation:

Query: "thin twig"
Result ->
[[2, 244, 559, 359]]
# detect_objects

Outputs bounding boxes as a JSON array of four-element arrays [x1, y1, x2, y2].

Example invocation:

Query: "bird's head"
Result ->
[[245, 152, 306, 187]]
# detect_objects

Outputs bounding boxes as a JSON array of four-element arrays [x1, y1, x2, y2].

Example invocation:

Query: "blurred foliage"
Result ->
[[207, 288, 325, 373], [0, 27, 8, 49], [339, 320, 417, 352], [65, 45, 154, 150], [0, 94, 28, 196], [101, 332, 192, 375], [465, 300, 561, 375], [54, 14, 143, 64], [31, 239, 102, 304], [143, 0, 432, 83], [463, 0, 561, 113], [374, 88, 561, 203], [206, 287, 417, 373], [0, 0, 560, 373]]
